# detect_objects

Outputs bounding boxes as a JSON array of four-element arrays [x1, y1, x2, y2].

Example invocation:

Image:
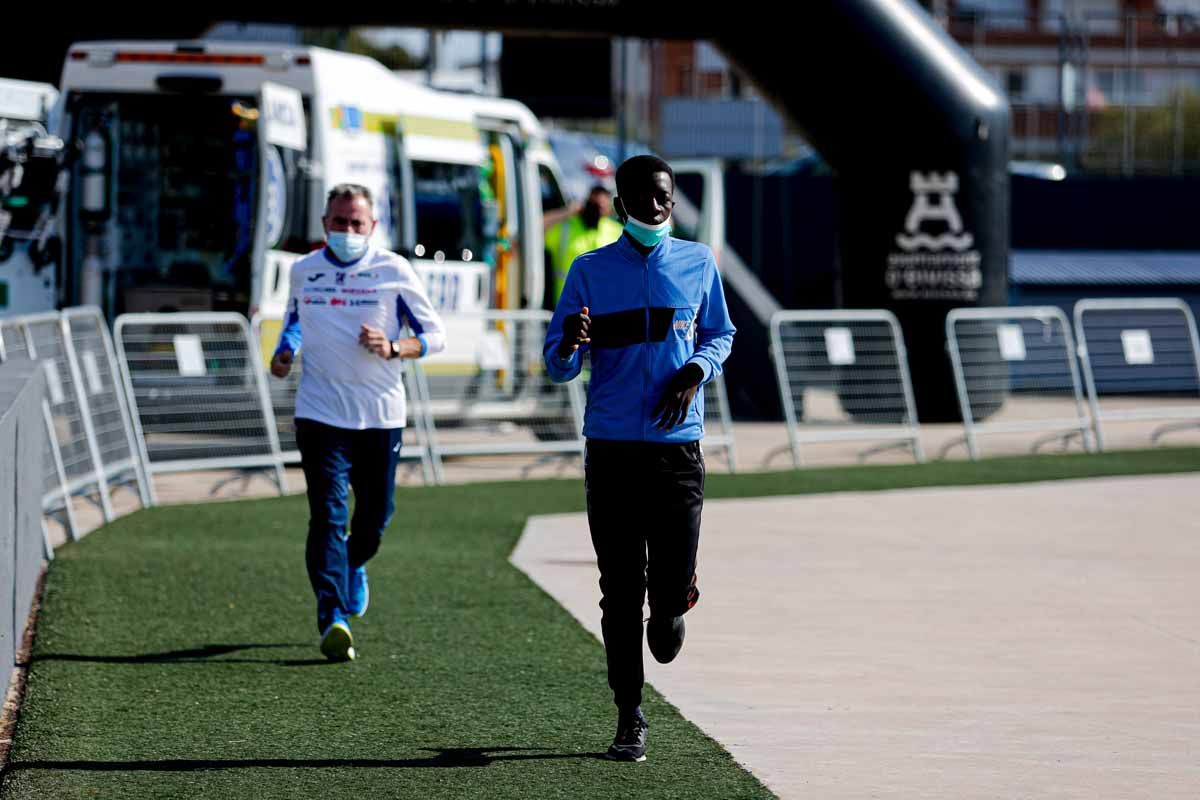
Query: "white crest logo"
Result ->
[[896, 171, 974, 253]]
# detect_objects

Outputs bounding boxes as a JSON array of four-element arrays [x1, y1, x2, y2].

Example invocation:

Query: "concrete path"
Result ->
[[512, 475, 1200, 799]]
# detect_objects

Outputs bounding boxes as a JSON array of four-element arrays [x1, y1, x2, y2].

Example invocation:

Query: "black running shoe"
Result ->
[[606, 708, 649, 762], [647, 615, 686, 664]]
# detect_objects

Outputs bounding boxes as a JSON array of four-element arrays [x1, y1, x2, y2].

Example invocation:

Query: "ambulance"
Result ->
[[44, 39, 571, 365]]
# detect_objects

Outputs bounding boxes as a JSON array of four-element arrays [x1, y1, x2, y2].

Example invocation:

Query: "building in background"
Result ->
[[616, 40, 795, 163], [933, 0, 1200, 173]]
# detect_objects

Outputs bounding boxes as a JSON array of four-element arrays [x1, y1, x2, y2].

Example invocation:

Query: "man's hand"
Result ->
[[359, 324, 391, 358], [653, 362, 705, 430], [270, 349, 294, 378], [543, 201, 582, 230], [557, 306, 591, 358]]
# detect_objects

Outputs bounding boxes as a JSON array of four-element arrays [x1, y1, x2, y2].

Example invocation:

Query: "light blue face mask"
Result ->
[[623, 214, 672, 248], [326, 232, 369, 263]]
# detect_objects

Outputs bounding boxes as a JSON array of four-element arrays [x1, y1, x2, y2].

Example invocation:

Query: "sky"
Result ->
[[359, 29, 503, 70]]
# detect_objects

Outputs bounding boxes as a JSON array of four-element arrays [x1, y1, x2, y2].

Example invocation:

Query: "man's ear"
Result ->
[[613, 196, 628, 223]]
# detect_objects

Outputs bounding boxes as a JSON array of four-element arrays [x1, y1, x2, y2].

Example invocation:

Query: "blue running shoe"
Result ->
[[320, 617, 355, 662], [349, 566, 369, 619]]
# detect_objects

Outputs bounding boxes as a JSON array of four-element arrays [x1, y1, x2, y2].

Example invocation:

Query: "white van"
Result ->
[[49, 40, 572, 346]]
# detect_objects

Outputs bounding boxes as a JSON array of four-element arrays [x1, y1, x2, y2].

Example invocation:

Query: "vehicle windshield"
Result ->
[[411, 160, 486, 263]]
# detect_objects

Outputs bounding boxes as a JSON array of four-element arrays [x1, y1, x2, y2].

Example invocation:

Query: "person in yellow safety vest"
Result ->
[[544, 185, 624, 306]]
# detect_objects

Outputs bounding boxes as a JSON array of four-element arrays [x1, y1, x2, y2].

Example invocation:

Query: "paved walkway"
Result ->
[[512, 475, 1200, 799]]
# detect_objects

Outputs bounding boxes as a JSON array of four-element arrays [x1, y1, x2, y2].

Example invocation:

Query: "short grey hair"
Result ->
[[324, 183, 375, 217]]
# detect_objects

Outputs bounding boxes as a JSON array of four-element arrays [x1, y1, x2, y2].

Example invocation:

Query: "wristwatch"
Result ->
[[388, 340, 401, 359]]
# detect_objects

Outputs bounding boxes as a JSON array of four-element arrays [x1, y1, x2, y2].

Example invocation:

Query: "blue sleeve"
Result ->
[[394, 260, 446, 357], [686, 254, 736, 385], [543, 257, 589, 383], [274, 296, 302, 355]]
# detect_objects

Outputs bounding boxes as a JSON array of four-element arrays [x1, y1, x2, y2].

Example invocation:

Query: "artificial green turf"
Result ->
[[3, 447, 1198, 799]]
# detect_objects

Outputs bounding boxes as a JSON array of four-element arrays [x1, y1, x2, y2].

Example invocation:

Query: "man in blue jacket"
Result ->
[[544, 155, 736, 762]]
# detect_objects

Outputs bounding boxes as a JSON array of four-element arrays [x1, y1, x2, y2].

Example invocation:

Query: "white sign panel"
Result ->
[[1120, 329, 1155, 365], [42, 360, 65, 405], [173, 335, 207, 377], [824, 327, 856, 366], [80, 350, 104, 396], [261, 82, 307, 151], [476, 331, 510, 371], [997, 324, 1027, 361]]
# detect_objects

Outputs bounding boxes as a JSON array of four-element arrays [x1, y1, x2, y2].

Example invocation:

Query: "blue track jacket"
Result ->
[[543, 234, 736, 443]]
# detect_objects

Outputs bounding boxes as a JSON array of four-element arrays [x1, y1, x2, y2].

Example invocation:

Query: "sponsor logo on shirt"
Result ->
[[303, 296, 327, 305], [304, 286, 336, 294], [336, 271, 347, 286], [340, 287, 378, 295], [331, 297, 347, 307], [306, 273, 325, 282], [674, 318, 695, 340], [350, 299, 379, 307], [351, 272, 379, 280]]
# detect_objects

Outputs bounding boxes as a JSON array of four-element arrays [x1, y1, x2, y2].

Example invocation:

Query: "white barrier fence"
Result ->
[[581, 357, 737, 472], [700, 375, 738, 472], [63, 308, 154, 506], [769, 310, 924, 467], [0, 361, 51, 686], [9, 296, 1200, 525], [0, 318, 70, 539], [945, 307, 1092, 460], [1074, 298, 1200, 451], [20, 312, 114, 523], [251, 314, 442, 485], [114, 313, 287, 495], [0, 307, 152, 539], [422, 310, 586, 463]]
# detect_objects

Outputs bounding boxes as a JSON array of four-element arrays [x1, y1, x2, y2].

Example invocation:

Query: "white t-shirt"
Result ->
[[276, 246, 446, 430]]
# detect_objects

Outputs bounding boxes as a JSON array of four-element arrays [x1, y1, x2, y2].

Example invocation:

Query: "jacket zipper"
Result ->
[[643, 256, 651, 441]]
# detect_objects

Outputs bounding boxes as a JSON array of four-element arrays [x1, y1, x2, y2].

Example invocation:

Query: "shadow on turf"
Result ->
[[5, 747, 610, 773], [28, 643, 329, 667]]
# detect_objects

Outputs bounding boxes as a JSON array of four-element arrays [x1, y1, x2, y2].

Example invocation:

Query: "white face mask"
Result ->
[[623, 214, 672, 248], [326, 232, 369, 262]]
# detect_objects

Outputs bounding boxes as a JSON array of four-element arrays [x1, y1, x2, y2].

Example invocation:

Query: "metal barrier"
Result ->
[[1074, 298, 1200, 451], [768, 310, 924, 467], [580, 360, 738, 471], [422, 310, 586, 462], [0, 317, 28, 360], [700, 375, 737, 472], [0, 361, 50, 690], [251, 315, 300, 461], [251, 314, 441, 485], [403, 358, 444, 484], [14, 312, 114, 524], [62, 307, 154, 507], [0, 318, 72, 539], [114, 313, 287, 494], [945, 307, 1092, 460], [39, 396, 79, 541]]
